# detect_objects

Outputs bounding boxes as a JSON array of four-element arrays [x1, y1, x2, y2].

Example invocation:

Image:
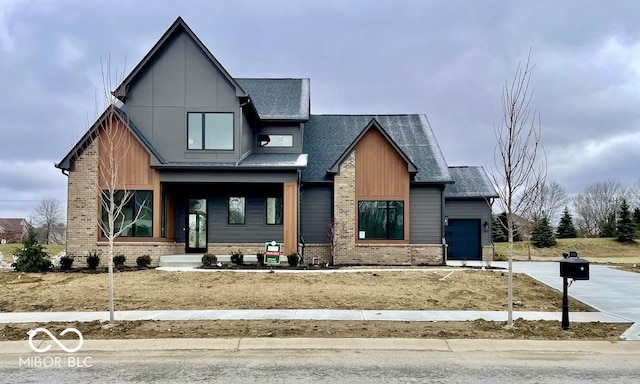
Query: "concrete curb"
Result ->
[[1, 338, 639, 355]]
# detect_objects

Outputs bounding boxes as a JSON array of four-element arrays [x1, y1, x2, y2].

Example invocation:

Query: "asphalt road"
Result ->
[[2, 349, 639, 383]]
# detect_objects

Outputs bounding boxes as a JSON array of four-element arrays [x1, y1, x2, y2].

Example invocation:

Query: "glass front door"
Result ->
[[186, 199, 207, 253]]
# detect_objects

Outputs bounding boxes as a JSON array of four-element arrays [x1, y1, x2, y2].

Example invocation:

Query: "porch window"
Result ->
[[187, 112, 233, 150], [266, 197, 283, 225], [101, 190, 153, 237], [228, 197, 245, 224], [357, 201, 404, 240]]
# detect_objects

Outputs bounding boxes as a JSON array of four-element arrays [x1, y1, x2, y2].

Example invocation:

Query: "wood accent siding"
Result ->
[[97, 118, 162, 238], [283, 181, 298, 254], [355, 128, 410, 243]]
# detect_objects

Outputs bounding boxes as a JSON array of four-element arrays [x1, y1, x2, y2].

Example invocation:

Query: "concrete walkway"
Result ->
[[0, 309, 628, 324], [494, 262, 640, 322]]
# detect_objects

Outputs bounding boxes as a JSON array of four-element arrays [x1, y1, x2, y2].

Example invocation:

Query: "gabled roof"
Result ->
[[445, 166, 498, 198], [55, 105, 164, 171], [236, 78, 310, 121], [301, 114, 451, 183], [113, 17, 247, 101], [328, 118, 417, 174]]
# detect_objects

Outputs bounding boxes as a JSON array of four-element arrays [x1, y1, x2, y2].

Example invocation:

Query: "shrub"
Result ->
[[230, 250, 244, 266], [86, 250, 101, 270], [201, 253, 217, 267], [59, 255, 74, 271], [113, 254, 126, 269], [136, 254, 152, 268], [256, 252, 265, 267], [287, 253, 299, 267], [12, 232, 52, 273]]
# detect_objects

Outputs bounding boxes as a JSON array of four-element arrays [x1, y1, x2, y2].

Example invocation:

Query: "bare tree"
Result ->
[[30, 199, 64, 244], [628, 179, 640, 210], [528, 180, 570, 224], [490, 50, 546, 327], [93, 56, 146, 322], [573, 180, 628, 237]]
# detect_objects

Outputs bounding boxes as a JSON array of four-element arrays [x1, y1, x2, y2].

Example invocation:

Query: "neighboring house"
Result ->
[[55, 17, 498, 265], [0, 218, 32, 243]]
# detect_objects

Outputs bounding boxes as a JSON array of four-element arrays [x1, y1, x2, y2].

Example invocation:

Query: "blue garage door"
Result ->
[[445, 219, 481, 261]]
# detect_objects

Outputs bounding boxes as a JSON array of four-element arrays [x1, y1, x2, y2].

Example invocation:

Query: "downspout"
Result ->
[[441, 185, 447, 265], [236, 98, 251, 166], [57, 165, 70, 257]]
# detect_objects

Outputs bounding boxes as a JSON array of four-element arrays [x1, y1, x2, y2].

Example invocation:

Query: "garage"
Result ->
[[445, 219, 481, 261]]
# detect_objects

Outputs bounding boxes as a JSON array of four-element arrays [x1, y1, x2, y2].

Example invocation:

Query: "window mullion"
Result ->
[[201, 113, 206, 150]]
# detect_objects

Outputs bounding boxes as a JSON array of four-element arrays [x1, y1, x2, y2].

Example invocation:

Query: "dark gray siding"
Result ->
[[445, 199, 493, 246], [301, 185, 332, 244], [208, 196, 282, 243], [126, 31, 242, 163], [409, 186, 442, 244]]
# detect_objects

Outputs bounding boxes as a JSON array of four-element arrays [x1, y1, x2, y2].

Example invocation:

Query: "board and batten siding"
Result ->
[[208, 196, 282, 244], [444, 199, 493, 246], [300, 185, 333, 244], [409, 186, 443, 244], [125, 30, 242, 163]]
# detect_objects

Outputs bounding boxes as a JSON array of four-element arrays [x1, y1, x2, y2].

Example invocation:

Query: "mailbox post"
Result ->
[[559, 251, 590, 330]]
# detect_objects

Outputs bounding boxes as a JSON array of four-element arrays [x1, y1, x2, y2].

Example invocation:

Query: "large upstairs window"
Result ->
[[188, 112, 234, 150]]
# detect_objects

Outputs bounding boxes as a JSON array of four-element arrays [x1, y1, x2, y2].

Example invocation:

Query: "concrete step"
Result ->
[[158, 254, 264, 267], [159, 255, 203, 268]]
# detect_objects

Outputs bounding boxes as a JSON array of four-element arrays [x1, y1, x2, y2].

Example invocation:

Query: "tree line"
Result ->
[[493, 179, 640, 246]]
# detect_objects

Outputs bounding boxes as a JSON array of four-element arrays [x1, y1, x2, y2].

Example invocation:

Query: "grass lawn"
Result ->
[[493, 237, 640, 264]]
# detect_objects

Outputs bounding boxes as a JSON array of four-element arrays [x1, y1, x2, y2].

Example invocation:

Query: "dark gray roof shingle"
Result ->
[[445, 166, 498, 198], [236, 78, 310, 121], [153, 153, 307, 169], [301, 114, 451, 183]]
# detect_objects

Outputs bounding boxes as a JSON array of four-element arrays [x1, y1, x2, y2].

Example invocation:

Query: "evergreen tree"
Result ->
[[531, 216, 557, 248], [599, 212, 618, 238], [556, 207, 577, 239], [633, 208, 640, 234], [616, 199, 635, 243], [492, 216, 507, 242], [11, 231, 52, 273]]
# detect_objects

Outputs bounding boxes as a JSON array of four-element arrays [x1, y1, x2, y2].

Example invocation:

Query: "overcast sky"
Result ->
[[1, 0, 640, 220]]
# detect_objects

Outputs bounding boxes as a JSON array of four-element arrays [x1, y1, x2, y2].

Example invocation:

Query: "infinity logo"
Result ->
[[27, 327, 84, 353]]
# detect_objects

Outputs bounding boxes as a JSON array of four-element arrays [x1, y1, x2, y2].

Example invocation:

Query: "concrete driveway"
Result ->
[[495, 261, 640, 322]]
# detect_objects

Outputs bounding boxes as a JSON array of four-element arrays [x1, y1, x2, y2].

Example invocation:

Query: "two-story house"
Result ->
[[55, 17, 497, 266]]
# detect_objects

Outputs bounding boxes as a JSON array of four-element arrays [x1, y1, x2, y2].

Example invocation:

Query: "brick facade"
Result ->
[[301, 244, 331, 265], [66, 138, 100, 258], [333, 150, 357, 265]]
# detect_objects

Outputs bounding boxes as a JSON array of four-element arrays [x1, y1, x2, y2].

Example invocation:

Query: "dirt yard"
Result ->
[[1, 268, 626, 341], [0, 269, 592, 312]]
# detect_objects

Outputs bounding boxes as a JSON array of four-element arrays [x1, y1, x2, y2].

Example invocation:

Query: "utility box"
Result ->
[[559, 256, 590, 280]]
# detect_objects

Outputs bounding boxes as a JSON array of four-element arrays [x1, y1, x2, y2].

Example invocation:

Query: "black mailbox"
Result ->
[[559, 256, 589, 280]]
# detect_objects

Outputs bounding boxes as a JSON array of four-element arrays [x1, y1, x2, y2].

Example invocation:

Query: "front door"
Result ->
[[186, 199, 207, 253]]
